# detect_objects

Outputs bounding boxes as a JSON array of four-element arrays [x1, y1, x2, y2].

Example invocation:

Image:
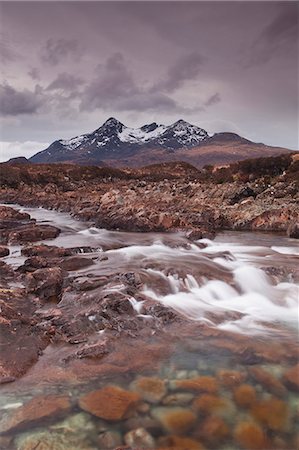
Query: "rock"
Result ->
[[22, 244, 72, 258], [97, 430, 122, 449], [250, 397, 290, 431], [233, 384, 257, 409], [283, 363, 299, 392], [151, 407, 197, 434], [15, 430, 97, 450], [216, 369, 247, 388], [162, 393, 194, 406], [157, 435, 205, 450], [234, 421, 269, 450], [249, 366, 287, 397], [26, 267, 64, 301], [0, 395, 71, 434], [124, 427, 155, 448], [130, 376, 167, 404], [60, 256, 94, 271], [170, 376, 218, 394], [192, 394, 231, 417], [197, 416, 230, 446], [78, 386, 140, 421], [287, 221, 299, 239], [8, 224, 60, 243], [0, 205, 30, 221], [0, 246, 9, 257]]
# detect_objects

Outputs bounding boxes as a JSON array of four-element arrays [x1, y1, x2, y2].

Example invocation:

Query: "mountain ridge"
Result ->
[[29, 117, 292, 168]]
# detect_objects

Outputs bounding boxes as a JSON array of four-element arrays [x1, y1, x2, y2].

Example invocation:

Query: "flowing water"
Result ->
[[1, 205, 299, 449]]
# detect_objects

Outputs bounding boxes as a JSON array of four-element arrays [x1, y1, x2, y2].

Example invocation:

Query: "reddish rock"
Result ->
[[8, 224, 60, 244], [151, 407, 197, 434], [0, 395, 71, 434], [250, 397, 290, 431], [0, 246, 9, 257], [172, 376, 218, 394], [192, 393, 229, 416], [217, 369, 247, 388], [198, 415, 230, 446], [158, 435, 205, 450], [283, 363, 299, 392], [78, 385, 140, 421], [26, 267, 64, 301], [21, 244, 72, 258], [287, 221, 299, 239], [234, 421, 269, 450], [130, 376, 167, 404], [124, 427, 155, 448], [233, 384, 257, 409], [249, 366, 287, 397], [0, 205, 30, 221]]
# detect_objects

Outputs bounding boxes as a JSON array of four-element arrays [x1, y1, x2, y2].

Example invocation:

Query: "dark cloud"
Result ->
[[0, 37, 18, 64], [153, 52, 205, 93], [80, 52, 201, 114], [47, 73, 84, 91], [205, 93, 221, 107], [247, 5, 298, 65], [0, 83, 44, 116], [41, 38, 82, 65], [28, 68, 40, 81]]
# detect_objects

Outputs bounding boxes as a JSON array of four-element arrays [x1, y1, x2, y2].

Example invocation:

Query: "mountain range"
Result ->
[[29, 118, 291, 168]]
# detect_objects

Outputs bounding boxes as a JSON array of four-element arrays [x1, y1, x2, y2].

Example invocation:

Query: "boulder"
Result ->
[[26, 267, 64, 301]]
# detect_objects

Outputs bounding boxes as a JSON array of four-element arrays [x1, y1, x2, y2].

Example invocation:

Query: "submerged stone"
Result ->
[[171, 376, 218, 393], [249, 366, 287, 397], [233, 384, 257, 408], [0, 395, 71, 434], [250, 397, 290, 431], [130, 376, 167, 403], [216, 369, 247, 388], [124, 427, 156, 448], [158, 435, 206, 449], [78, 385, 140, 421], [234, 421, 269, 450], [197, 415, 230, 446], [283, 364, 299, 392], [151, 406, 197, 434]]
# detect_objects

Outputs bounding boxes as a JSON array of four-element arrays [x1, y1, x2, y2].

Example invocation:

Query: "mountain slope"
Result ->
[[29, 117, 292, 168]]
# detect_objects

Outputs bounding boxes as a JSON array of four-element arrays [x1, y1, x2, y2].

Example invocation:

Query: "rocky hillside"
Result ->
[[28, 118, 292, 168], [1, 153, 298, 238]]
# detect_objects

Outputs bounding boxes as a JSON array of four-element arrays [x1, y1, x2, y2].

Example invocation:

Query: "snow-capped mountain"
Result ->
[[30, 118, 210, 163]]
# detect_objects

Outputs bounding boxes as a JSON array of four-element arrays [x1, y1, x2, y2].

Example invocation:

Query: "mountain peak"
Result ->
[[103, 117, 124, 128]]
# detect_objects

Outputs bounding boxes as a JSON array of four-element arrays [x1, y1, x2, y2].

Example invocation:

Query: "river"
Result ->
[[1, 205, 298, 449]]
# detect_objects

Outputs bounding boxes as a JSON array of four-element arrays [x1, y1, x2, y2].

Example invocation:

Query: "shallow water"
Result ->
[[1, 205, 298, 449]]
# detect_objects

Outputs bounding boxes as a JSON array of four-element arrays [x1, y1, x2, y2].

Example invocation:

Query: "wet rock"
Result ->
[[216, 369, 247, 388], [0, 246, 9, 257], [192, 394, 231, 417], [8, 224, 60, 243], [124, 427, 155, 448], [151, 407, 197, 434], [0, 395, 71, 434], [234, 421, 269, 450], [287, 221, 299, 239], [60, 256, 94, 271], [78, 386, 140, 421], [249, 366, 287, 397], [233, 384, 257, 409], [26, 267, 64, 302], [157, 435, 205, 450], [162, 393, 194, 406], [21, 244, 72, 258], [283, 363, 299, 392], [170, 376, 218, 394], [197, 416, 230, 447], [15, 430, 97, 450], [130, 376, 167, 404], [250, 397, 290, 431], [0, 205, 30, 221], [97, 430, 122, 449]]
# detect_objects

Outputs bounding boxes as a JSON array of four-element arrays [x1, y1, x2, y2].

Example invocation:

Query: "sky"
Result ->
[[0, 1, 298, 161]]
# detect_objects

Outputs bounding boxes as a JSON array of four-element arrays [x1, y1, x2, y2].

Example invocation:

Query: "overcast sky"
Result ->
[[0, 1, 298, 161]]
